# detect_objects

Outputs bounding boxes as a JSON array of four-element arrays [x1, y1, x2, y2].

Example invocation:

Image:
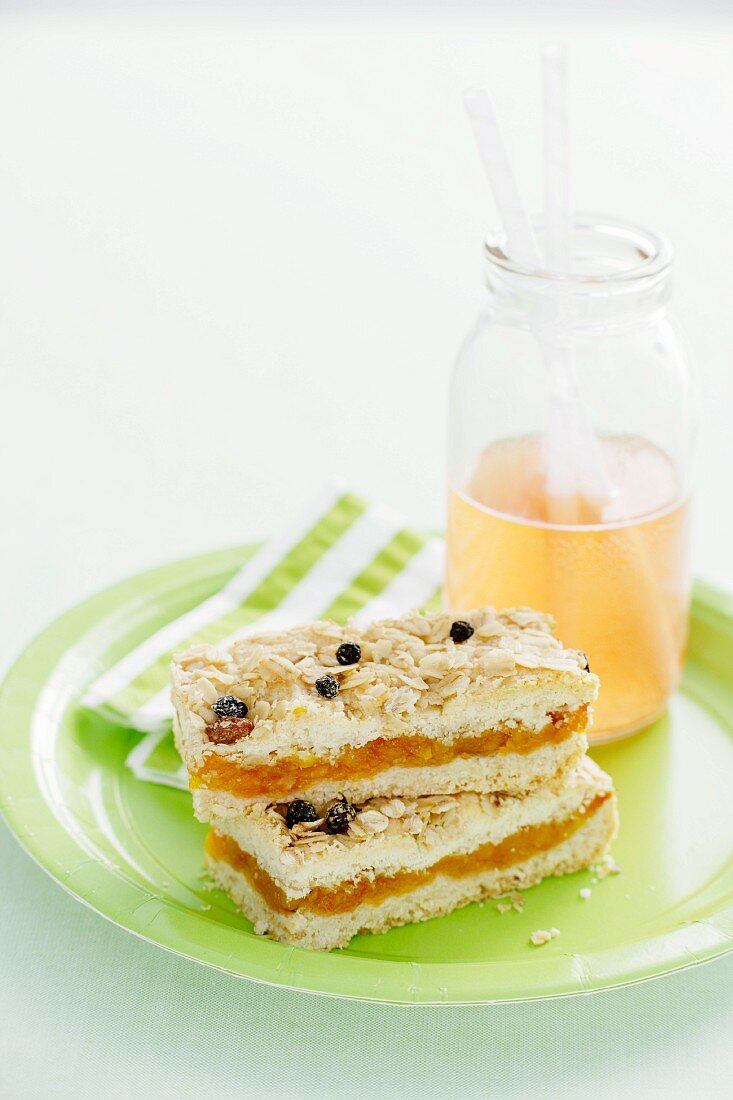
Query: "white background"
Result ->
[[3, 4, 733, 675], [2, 4, 733, 1097]]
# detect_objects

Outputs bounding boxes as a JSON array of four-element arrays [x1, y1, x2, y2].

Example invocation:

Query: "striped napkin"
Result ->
[[82, 486, 444, 789]]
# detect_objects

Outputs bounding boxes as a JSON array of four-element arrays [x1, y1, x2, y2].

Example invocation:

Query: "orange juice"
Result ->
[[446, 435, 691, 741]]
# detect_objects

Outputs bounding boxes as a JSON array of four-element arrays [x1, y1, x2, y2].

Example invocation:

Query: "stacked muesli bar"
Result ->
[[171, 607, 617, 950]]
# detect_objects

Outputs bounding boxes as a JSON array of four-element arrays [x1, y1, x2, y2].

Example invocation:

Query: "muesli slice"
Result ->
[[171, 605, 598, 818], [204, 759, 618, 950]]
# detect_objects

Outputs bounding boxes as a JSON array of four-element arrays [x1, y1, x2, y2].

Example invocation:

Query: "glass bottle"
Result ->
[[445, 215, 695, 742]]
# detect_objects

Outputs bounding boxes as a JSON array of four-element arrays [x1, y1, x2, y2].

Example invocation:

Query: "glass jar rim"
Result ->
[[484, 213, 673, 286]]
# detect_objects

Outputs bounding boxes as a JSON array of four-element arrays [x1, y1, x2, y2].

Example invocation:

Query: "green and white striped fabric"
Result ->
[[82, 486, 444, 789]]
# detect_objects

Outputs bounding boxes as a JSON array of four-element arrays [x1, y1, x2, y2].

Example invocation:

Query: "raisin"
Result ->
[[450, 620, 474, 644], [285, 799, 318, 830], [324, 795, 356, 835], [212, 695, 248, 719], [207, 717, 254, 744], [315, 674, 340, 699], [336, 642, 361, 666]]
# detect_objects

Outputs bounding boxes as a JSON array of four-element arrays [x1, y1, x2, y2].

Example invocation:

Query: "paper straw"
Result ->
[[540, 46, 611, 506], [463, 86, 577, 506], [542, 44, 572, 273], [463, 89, 539, 267]]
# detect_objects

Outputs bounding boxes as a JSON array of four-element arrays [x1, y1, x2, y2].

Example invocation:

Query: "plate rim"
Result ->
[[1, 547, 732, 1005]]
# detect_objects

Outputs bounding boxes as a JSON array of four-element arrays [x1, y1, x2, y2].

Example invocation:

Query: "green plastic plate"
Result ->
[[1, 546, 732, 1004]]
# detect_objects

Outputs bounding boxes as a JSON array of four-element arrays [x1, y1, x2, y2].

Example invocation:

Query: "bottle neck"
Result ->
[[483, 214, 674, 330], [485, 264, 672, 330]]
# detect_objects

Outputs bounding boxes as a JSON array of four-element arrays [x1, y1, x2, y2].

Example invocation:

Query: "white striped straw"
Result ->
[[463, 86, 575, 504], [463, 88, 540, 267], [542, 43, 572, 273], [541, 45, 611, 505], [464, 76, 611, 512]]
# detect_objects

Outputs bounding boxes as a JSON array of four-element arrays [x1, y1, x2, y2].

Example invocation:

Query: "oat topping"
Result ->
[[579, 887, 592, 900], [593, 853, 621, 879], [495, 891, 525, 914], [530, 927, 560, 946], [357, 808, 390, 834], [267, 790, 467, 857], [174, 605, 590, 730]]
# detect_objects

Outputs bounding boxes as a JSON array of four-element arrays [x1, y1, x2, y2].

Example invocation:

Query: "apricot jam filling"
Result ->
[[206, 789, 609, 917], [191, 706, 588, 801]]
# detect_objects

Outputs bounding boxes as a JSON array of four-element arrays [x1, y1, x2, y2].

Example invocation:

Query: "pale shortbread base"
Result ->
[[206, 796, 618, 951], [207, 758, 612, 896], [190, 730, 587, 822], [172, 668, 597, 781]]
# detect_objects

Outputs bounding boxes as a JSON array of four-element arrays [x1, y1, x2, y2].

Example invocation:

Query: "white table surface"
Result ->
[[2, 5, 733, 1097]]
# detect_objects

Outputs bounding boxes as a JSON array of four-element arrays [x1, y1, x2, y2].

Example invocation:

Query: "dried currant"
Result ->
[[285, 799, 319, 830], [336, 642, 361, 666], [324, 795, 357, 835], [450, 620, 474, 644], [315, 674, 340, 699], [212, 695, 248, 719]]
